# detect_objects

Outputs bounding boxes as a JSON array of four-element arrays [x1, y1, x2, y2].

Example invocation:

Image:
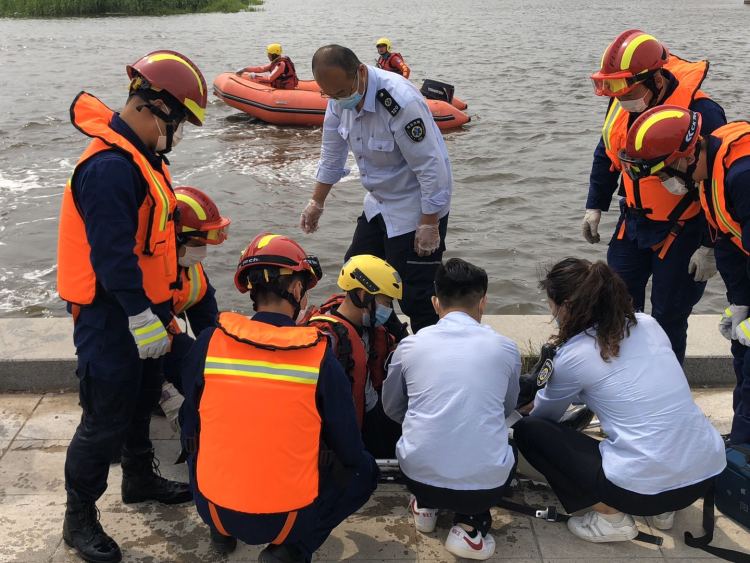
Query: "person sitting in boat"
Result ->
[[375, 37, 410, 78], [236, 43, 299, 89], [513, 257, 726, 544], [300, 254, 408, 458]]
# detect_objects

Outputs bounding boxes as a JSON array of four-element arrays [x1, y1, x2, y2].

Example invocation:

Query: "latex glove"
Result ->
[[299, 199, 324, 233], [235, 68, 245, 75], [688, 246, 717, 282], [582, 209, 602, 243], [248, 72, 257, 78], [128, 309, 170, 359], [414, 224, 440, 256], [735, 317, 750, 347], [719, 305, 748, 340]]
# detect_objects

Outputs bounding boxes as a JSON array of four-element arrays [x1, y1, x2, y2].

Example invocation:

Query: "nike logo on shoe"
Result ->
[[463, 535, 484, 550]]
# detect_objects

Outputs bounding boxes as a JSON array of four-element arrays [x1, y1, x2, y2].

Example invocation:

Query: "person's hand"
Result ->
[[248, 72, 257, 78], [582, 209, 602, 243], [414, 224, 440, 256], [736, 316, 750, 347], [128, 309, 170, 359], [299, 199, 324, 233], [688, 246, 717, 282], [719, 305, 749, 340], [235, 68, 245, 76]]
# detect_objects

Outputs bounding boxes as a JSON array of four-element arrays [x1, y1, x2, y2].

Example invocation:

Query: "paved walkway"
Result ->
[[0, 389, 746, 562]]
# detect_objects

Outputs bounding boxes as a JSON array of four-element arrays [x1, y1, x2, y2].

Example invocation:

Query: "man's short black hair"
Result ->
[[312, 44, 361, 78], [434, 258, 488, 308]]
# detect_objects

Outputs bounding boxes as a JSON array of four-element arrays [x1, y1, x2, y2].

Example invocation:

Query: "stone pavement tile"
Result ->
[[417, 509, 540, 561], [0, 438, 186, 497], [0, 439, 68, 495], [692, 388, 733, 436], [0, 394, 40, 440], [16, 392, 80, 440], [543, 559, 665, 562], [316, 491, 418, 560], [51, 502, 263, 562], [0, 439, 10, 457], [658, 501, 750, 559], [0, 494, 65, 562]]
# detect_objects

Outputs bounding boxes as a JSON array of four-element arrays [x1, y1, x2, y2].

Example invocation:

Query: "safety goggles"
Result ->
[[591, 71, 653, 97], [182, 224, 230, 245], [618, 150, 668, 181], [304, 255, 323, 281]]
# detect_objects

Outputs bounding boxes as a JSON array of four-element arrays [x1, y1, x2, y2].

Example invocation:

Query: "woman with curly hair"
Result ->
[[513, 258, 725, 544]]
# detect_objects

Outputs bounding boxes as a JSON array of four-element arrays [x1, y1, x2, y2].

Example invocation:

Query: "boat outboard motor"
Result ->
[[420, 79, 455, 104]]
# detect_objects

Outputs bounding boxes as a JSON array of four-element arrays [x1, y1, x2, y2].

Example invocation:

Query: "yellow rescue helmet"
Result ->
[[375, 37, 392, 52], [338, 255, 403, 300], [266, 43, 282, 56]]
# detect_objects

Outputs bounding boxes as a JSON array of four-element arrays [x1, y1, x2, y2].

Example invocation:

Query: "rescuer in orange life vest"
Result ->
[[301, 254, 409, 458], [237, 43, 300, 89], [57, 50, 207, 563], [583, 30, 727, 364], [620, 105, 750, 447], [156, 186, 231, 428], [375, 37, 411, 78], [180, 233, 378, 562]]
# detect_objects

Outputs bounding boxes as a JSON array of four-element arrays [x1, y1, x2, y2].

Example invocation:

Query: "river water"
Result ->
[[1, 0, 749, 318]]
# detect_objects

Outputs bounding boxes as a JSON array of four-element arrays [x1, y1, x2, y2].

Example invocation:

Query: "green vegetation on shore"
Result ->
[[0, 0, 263, 17]]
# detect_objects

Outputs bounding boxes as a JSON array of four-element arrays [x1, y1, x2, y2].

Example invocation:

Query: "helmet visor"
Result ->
[[591, 76, 641, 97], [304, 255, 323, 281], [184, 224, 229, 245], [618, 150, 668, 181]]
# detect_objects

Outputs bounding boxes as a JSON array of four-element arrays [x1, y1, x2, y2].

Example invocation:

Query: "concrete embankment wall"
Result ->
[[0, 315, 734, 392]]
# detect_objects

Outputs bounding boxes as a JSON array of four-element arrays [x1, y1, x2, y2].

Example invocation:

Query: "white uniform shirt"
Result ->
[[382, 312, 520, 490], [315, 65, 452, 238], [532, 313, 726, 495]]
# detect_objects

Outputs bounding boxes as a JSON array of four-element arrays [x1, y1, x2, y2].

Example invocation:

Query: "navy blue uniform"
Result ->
[[181, 312, 377, 560], [64, 114, 173, 502], [586, 72, 727, 363], [707, 135, 750, 444]]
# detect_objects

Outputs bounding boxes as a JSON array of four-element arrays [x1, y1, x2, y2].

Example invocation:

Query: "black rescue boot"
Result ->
[[258, 543, 308, 563], [63, 493, 122, 563], [121, 448, 192, 505], [210, 527, 237, 555]]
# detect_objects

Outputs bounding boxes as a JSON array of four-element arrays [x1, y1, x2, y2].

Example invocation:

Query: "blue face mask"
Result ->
[[335, 70, 363, 111], [374, 304, 393, 327]]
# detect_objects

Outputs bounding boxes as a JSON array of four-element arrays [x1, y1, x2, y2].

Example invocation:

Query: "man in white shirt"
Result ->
[[300, 44, 452, 333], [383, 258, 520, 561]]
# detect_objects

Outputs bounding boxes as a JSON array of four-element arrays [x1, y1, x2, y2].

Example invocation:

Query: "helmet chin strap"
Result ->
[[643, 72, 664, 108], [666, 142, 702, 191], [348, 290, 377, 327]]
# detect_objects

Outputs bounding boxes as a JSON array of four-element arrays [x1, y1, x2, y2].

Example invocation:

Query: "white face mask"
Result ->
[[154, 118, 184, 153], [178, 245, 207, 267], [619, 95, 649, 113], [662, 175, 688, 196], [171, 121, 184, 148]]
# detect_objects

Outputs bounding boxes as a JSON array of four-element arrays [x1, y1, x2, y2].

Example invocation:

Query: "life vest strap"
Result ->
[[208, 502, 230, 537], [271, 510, 298, 545]]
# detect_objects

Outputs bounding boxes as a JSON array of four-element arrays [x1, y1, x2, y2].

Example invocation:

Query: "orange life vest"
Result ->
[[172, 263, 208, 315], [602, 55, 709, 223], [272, 56, 299, 89], [303, 295, 397, 427], [377, 52, 408, 76], [196, 312, 327, 514], [57, 92, 177, 306], [700, 121, 750, 255]]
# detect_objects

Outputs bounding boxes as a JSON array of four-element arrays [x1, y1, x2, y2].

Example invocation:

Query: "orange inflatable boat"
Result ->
[[213, 73, 470, 130]]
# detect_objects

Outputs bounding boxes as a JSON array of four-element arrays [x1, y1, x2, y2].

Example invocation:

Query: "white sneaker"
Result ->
[[567, 510, 638, 543], [444, 526, 496, 560], [647, 511, 675, 530], [409, 496, 438, 533]]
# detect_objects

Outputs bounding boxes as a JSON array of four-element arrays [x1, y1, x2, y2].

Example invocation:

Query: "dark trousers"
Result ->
[[403, 472, 512, 536], [362, 398, 402, 459], [191, 453, 378, 560], [513, 417, 712, 515], [730, 339, 750, 444], [64, 305, 163, 502], [607, 215, 705, 364], [345, 213, 448, 334]]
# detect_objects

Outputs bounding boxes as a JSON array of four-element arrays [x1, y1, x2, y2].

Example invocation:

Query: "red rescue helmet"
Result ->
[[619, 105, 701, 180], [591, 30, 669, 97], [126, 50, 207, 125], [174, 187, 230, 245], [234, 233, 323, 294]]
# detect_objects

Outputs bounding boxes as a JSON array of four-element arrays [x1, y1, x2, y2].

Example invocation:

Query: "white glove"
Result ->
[[299, 199, 324, 234], [688, 246, 717, 282], [736, 317, 750, 347], [235, 68, 245, 75], [719, 305, 749, 340], [159, 382, 184, 433], [582, 209, 602, 244], [128, 309, 170, 359], [248, 72, 257, 78], [414, 224, 440, 256]]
